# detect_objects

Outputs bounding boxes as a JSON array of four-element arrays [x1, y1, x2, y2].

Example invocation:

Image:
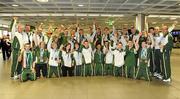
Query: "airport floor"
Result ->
[[0, 49, 180, 99]]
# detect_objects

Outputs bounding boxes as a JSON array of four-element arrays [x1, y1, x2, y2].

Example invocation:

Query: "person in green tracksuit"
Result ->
[[82, 40, 93, 76], [94, 43, 104, 76], [20, 43, 36, 82], [125, 40, 138, 78], [34, 41, 49, 78], [47, 37, 60, 78], [11, 36, 20, 78], [112, 42, 126, 77], [160, 26, 174, 82], [11, 18, 24, 78], [136, 41, 151, 81], [103, 41, 113, 76], [73, 42, 83, 76]]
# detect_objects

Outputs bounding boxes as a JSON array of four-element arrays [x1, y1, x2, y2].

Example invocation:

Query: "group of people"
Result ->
[[10, 17, 176, 82]]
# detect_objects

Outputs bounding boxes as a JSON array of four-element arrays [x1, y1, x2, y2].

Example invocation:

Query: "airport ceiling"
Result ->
[[0, 0, 180, 14], [0, 0, 180, 29]]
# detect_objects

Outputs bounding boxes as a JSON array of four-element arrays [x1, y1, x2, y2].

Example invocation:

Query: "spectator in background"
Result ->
[[1, 35, 11, 61]]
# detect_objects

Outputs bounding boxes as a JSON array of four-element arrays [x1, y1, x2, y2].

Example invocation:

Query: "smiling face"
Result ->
[[141, 42, 146, 48], [18, 25, 23, 33], [79, 29, 84, 35], [117, 42, 122, 49], [154, 27, 159, 34], [97, 44, 101, 50], [25, 25, 30, 32], [66, 43, 71, 51], [104, 27, 109, 34], [24, 43, 31, 51], [75, 43, 79, 50], [84, 41, 89, 48], [162, 26, 168, 35], [40, 41, 45, 49], [149, 28, 155, 34], [128, 41, 133, 48]]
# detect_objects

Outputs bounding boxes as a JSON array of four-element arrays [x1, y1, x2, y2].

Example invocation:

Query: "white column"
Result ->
[[136, 13, 147, 32]]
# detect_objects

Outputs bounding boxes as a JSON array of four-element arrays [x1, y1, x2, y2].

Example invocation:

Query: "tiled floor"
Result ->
[[0, 49, 180, 99]]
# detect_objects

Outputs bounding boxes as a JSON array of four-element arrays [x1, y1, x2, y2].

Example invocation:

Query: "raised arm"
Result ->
[[75, 23, 80, 43], [11, 17, 17, 40], [90, 22, 97, 42], [112, 25, 115, 35], [168, 21, 178, 32], [47, 37, 52, 51]]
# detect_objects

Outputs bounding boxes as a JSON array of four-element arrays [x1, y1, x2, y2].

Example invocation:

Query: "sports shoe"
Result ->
[[163, 78, 171, 82]]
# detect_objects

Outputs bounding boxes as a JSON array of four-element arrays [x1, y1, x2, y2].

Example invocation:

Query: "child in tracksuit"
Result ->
[[20, 43, 36, 82], [61, 43, 74, 77], [136, 41, 151, 81], [125, 40, 138, 78], [34, 41, 49, 78], [73, 42, 83, 76], [103, 41, 113, 76], [82, 40, 93, 76], [94, 43, 104, 76], [47, 38, 60, 78], [112, 42, 126, 77]]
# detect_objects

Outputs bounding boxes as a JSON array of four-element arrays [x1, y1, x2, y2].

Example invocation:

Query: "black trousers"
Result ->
[[154, 49, 162, 74], [2, 48, 11, 61], [62, 66, 74, 77], [35, 63, 47, 77], [149, 49, 155, 73]]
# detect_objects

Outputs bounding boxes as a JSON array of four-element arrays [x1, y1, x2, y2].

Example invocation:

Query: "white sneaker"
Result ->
[[153, 72, 158, 77], [163, 78, 171, 82], [157, 74, 163, 80], [13, 75, 19, 80]]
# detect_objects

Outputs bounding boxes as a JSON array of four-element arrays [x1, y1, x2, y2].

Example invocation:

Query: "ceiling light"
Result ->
[[51, 14, 63, 16], [112, 14, 124, 17], [63, 14, 75, 16], [88, 14, 100, 16], [78, 4, 84, 7], [76, 14, 87, 16], [148, 15, 159, 17], [101, 14, 112, 17], [12, 4, 19, 7], [37, 0, 48, 3], [170, 17, 177, 20]]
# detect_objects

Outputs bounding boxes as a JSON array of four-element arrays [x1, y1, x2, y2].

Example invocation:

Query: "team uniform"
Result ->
[[20, 50, 36, 82], [73, 49, 83, 76], [94, 49, 104, 76], [103, 46, 113, 75], [161, 33, 173, 81], [125, 46, 137, 78], [82, 44, 93, 76], [47, 38, 60, 78], [61, 50, 74, 77], [34, 47, 49, 78], [136, 48, 151, 81], [112, 49, 126, 76]]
